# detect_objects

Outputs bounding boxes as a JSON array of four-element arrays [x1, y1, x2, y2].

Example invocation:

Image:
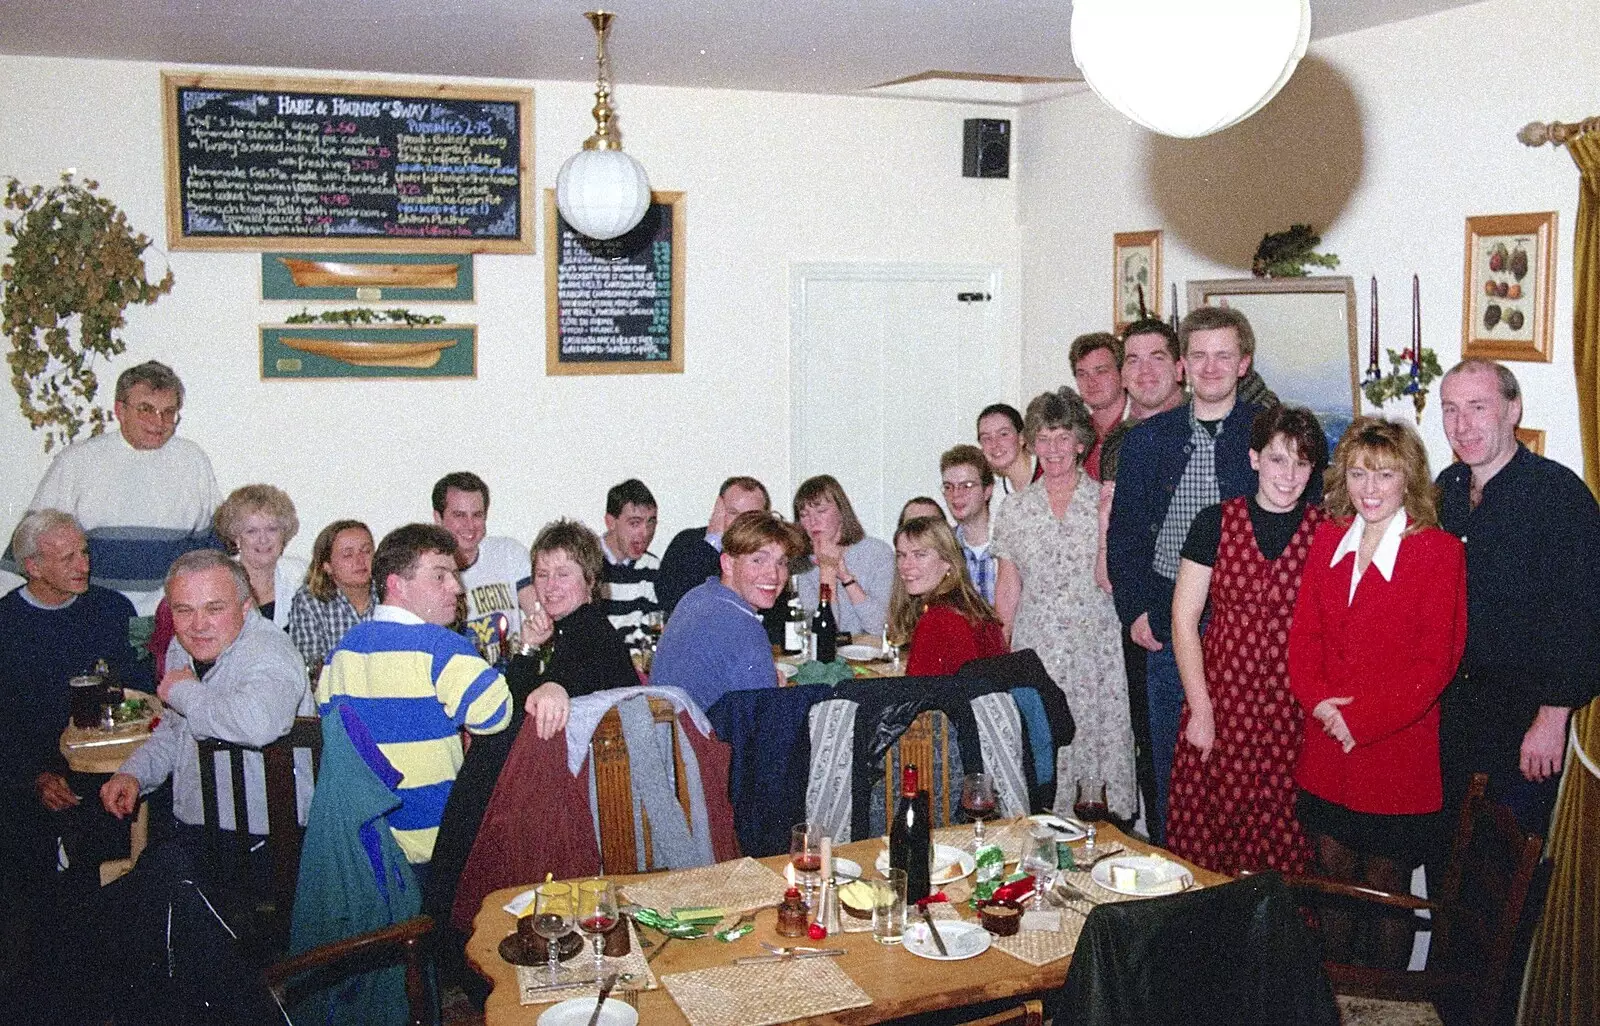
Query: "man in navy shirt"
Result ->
[[1436, 360, 1600, 835]]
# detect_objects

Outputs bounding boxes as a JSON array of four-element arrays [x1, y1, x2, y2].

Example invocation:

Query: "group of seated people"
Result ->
[[2, 304, 1595, 1014]]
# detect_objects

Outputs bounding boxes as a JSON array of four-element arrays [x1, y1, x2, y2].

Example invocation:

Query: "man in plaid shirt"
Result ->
[[1107, 307, 1263, 843], [940, 445, 997, 604]]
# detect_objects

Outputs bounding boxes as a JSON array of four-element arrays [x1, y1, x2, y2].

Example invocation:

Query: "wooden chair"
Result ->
[[958, 998, 1044, 1026], [590, 697, 694, 873], [884, 710, 955, 825], [196, 715, 323, 950], [263, 914, 434, 1026], [1283, 774, 1545, 1026]]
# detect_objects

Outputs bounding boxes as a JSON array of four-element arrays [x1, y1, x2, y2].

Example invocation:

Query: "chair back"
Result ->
[[884, 709, 954, 825], [590, 697, 693, 872], [196, 715, 323, 941]]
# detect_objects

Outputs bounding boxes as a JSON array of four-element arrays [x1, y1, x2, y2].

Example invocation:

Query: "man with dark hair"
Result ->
[[317, 523, 562, 870], [599, 478, 660, 641], [1108, 307, 1262, 842], [430, 471, 531, 659], [650, 511, 807, 711], [656, 476, 772, 619], [939, 445, 997, 603], [21, 360, 220, 614], [1069, 331, 1126, 480], [1436, 359, 1600, 836]]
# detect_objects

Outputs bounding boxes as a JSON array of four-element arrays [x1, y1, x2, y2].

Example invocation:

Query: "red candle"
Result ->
[[1369, 276, 1379, 370], [1411, 275, 1421, 376]]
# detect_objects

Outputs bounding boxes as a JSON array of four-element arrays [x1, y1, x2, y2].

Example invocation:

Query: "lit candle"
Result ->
[[819, 836, 832, 882], [785, 862, 796, 888], [1369, 276, 1379, 371], [1411, 275, 1422, 377]]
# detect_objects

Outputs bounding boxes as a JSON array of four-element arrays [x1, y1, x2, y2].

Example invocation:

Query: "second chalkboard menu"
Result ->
[[162, 71, 533, 252], [545, 190, 685, 375]]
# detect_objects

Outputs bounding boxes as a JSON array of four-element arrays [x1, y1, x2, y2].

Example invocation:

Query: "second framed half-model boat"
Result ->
[[277, 336, 458, 369], [277, 257, 461, 290]]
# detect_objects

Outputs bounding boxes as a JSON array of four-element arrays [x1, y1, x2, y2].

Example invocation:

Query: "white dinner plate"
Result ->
[[833, 857, 863, 882], [1090, 854, 1194, 897], [874, 843, 977, 885], [1027, 813, 1087, 842], [537, 997, 638, 1025], [903, 919, 991, 961], [837, 644, 883, 663]]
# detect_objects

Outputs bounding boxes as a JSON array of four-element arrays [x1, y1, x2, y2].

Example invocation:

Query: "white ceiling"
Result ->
[[0, 0, 1486, 97]]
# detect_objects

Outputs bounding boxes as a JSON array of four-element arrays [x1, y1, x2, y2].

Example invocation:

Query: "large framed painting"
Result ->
[[1187, 276, 1359, 447], [1461, 211, 1556, 362]]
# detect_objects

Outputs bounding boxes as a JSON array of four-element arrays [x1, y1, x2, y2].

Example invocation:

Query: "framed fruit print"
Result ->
[[1461, 211, 1556, 362]]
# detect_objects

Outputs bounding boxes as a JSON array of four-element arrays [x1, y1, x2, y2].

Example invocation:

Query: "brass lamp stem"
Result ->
[[583, 10, 624, 152]]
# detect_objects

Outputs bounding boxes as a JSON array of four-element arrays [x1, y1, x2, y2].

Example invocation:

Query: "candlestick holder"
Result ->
[[1361, 346, 1441, 424]]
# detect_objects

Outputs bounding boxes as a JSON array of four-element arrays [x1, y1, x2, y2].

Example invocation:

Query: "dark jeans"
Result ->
[[1121, 629, 1156, 839], [1144, 646, 1185, 846]]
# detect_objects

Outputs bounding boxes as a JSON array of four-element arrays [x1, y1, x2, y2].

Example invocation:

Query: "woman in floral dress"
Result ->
[[993, 389, 1137, 820], [1164, 405, 1327, 874]]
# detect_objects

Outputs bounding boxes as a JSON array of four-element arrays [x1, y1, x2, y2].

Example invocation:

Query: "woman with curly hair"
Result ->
[[887, 515, 1004, 677]]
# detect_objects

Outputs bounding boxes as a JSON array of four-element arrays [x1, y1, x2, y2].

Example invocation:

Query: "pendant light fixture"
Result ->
[[555, 10, 651, 240]]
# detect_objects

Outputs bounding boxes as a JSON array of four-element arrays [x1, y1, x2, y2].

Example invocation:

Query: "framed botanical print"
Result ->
[[1114, 230, 1162, 332]]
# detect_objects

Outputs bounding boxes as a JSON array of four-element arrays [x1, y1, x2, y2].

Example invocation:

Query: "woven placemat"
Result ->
[[660, 956, 871, 1026], [1062, 847, 1213, 906], [931, 820, 1034, 864], [515, 922, 657, 1005], [620, 857, 789, 915], [989, 907, 1087, 966]]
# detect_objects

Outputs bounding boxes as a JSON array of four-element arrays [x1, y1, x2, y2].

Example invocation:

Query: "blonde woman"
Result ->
[[888, 516, 1004, 677], [212, 484, 305, 628]]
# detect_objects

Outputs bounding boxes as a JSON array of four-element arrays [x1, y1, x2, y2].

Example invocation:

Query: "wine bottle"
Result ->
[[783, 581, 806, 655], [812, 582, 838, 663], [888, 764, 932, 903]]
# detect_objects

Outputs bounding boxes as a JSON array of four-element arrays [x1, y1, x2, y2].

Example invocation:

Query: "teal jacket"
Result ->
[[289, 703, 422, 1026]]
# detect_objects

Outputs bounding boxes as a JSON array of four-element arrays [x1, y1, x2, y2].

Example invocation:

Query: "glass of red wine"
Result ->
[[959, 772, 999, 847], [1074, 777, 1110, 823], [790, 822, 825, 895], [532, 881, 575, 985], [576, 878, 618, 980]]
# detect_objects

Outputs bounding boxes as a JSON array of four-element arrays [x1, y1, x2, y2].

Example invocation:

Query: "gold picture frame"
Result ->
[[1113, 230, 1162, 332], [1514, 426, 1546, 455], [1461, 211, 1556, 362]]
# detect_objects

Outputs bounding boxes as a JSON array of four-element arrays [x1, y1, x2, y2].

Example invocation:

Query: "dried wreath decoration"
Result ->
[[3, 172, 174, 452]]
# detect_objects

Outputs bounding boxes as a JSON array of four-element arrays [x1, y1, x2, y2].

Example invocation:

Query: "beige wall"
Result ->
[[1019, 0, 1599, 476], [0, 56, 1023, 558]]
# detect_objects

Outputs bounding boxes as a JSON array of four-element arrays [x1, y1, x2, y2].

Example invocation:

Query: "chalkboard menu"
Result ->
[[545, 190, 685, 375], [162, 72, 533, 253]]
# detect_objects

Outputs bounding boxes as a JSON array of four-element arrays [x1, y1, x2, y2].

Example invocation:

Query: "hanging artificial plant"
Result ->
[[2, 172, 175, 452]]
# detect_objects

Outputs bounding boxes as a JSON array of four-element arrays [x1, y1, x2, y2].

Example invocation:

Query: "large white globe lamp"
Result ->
[[555, 11, 652, 241]]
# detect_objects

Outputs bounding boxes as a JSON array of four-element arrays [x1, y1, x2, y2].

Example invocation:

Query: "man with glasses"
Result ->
[[939, 445, 997, 602], [23, 361, 220, 614]]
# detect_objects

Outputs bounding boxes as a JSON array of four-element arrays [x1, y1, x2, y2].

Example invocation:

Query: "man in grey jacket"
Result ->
[[101, 550, 312, 836]]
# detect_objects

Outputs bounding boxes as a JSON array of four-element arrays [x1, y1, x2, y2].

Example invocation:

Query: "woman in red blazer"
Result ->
[[1288, 417, 1466, 966], [887, 515, 1006, 677]]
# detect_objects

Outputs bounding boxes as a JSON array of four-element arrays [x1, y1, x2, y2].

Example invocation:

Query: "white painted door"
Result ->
[[791, 263, 1004, 540]]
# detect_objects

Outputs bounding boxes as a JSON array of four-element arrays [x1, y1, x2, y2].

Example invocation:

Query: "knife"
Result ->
[[919, 906, 949, 956], [585, 972, 617, 1026], [733, 949, 845, 964]]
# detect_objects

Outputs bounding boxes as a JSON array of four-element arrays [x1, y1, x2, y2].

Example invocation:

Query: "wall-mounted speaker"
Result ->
[[963, 118, 1010, 179]]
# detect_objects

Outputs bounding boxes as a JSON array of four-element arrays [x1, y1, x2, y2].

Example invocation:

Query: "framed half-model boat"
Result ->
[[1113, 230, 1162, 333], [262, 253, 474, 302], [1461, 211, 1556, 362], [260, 324, 476, 379]]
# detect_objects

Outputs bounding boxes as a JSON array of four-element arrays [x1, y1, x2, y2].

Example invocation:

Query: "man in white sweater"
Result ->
[[25, 361, 221, 615]]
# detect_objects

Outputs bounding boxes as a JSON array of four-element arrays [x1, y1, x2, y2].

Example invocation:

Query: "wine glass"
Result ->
[[790, 822, 825, 896], [1021, 827, 1058, 908], [532, 881, 575, 985], [576, 879, 618, 980], [959, 772, 998, 848], [1073, 777, 1110, 823]]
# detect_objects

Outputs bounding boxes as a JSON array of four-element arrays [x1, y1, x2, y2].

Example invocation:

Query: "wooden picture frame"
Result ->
[[1113, 230, 1162, 332], [1461, 211, 1556, 362], [1188, 276, 1359, 447], [261, 253, 474, 302], [260, 324, 476, 380], [1515, 426, 1546, 455], [544, 190, 686, 376]]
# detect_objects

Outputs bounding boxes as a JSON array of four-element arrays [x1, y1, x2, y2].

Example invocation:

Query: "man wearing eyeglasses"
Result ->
[[939, 445, 997, 603], [22, 361, 220, 615]]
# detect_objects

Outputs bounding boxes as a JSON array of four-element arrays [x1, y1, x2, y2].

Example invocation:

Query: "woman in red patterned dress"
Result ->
[[1163, 405, 1328, 875]]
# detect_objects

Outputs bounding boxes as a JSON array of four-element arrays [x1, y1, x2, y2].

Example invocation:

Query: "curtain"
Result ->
[[1569, 132, 1600, 499], [1519, 698, 1600, 1024]]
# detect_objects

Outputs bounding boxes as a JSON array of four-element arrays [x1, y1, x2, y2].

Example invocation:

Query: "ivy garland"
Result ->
[[285, 307, 446, 326], [2, 173, 174, 452]]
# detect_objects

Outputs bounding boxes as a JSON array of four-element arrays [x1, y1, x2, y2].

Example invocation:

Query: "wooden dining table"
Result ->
[[467, 821, 1227, 1025]]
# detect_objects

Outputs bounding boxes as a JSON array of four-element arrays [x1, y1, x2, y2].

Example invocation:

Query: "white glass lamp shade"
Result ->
[[1071, 0, 1311, 139], [555, 148, 651, 241]]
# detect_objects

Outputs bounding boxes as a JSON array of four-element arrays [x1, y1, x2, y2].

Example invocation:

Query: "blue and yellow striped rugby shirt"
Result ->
[[317, 618, 511, 864]]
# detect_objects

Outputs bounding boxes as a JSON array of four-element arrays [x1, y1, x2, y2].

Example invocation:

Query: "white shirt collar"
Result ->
[[600, 537, 626, 566], [1330, 512, 1408, 602], [373, 603, 426, 625]]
